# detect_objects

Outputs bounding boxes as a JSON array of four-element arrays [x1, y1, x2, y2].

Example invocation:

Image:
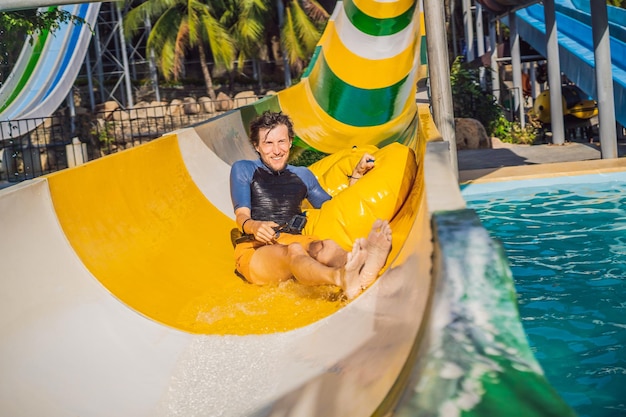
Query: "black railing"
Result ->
[[0, 95, 264, 184]]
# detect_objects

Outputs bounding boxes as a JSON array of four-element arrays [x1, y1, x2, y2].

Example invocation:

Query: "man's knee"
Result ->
[[306, 240, 324, 259], [287, 242, 307, 258], [310, 239, 346, 267]]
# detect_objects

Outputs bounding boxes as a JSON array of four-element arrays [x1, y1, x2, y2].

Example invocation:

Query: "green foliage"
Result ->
[[607, 0, 626, 7], [92, 121, 115, 147], [281, 0, 328, 73], [0, 8, 87, 43], [450, 56, 539, 145], [289, 147, 327, 166], [0, 8, 87, 84], [509, 114, 540, 145], [489, 116, 510, 141], [490, 114, 540, 145], [220, 0, 268, 69], [123, 0, 328, 88], [450, 56, 502, 136], [124, 0, 235, 82]]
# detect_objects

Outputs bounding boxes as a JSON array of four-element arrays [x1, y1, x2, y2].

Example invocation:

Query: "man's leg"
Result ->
[[308, 220, 393, 291], [307, 239, 348, 268], [357, 219, 393, 291], [287, 240, 367, 295], [246, 244, 294, 284], [246, 220, 392, 299], [248, 240, 368, 297]]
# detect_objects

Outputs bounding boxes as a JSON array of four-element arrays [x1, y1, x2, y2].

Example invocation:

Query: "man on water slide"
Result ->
[[229, 111, 392, 299]]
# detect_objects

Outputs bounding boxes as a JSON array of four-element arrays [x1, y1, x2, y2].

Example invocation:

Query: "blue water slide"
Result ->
[[514, 0, 626, 127], [0, 3, 100, 139]]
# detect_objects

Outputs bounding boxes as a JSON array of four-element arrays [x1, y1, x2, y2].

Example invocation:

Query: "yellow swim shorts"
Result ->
[[234, 233, 319, 283]]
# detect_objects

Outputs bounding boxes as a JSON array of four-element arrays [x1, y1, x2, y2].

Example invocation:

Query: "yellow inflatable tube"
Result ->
[[304, 143, 418, 252]]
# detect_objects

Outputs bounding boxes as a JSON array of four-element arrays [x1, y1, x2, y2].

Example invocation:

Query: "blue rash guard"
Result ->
[[230, 159, 331, 229]]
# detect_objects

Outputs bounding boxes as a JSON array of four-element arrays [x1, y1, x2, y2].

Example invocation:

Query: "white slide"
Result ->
[[0, 3, 100, 139]]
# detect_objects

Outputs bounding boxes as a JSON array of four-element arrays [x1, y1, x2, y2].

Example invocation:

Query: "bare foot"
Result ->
[[359, 219, 392, 290], [341, 238, 368, 300]]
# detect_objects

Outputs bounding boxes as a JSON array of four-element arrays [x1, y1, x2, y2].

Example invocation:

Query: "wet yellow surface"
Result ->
[[46, 134, 422, 335], [46, 136, 346, 335]]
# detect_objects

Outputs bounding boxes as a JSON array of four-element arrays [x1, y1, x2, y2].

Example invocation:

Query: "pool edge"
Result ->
[[459, 158, 626, 184]]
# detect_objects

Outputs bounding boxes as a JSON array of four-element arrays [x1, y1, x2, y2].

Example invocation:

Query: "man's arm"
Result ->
[[348, 153, 376, 185], [302, 152, 376, 208], [235, 207, 280, 244], [236, 207, 253, 234]]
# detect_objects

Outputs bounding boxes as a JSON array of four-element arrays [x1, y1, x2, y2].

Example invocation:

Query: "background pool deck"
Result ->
[[459, 136, 626, 183]]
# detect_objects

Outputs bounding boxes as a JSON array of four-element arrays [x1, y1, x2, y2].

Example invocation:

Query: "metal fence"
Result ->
[[0, 95, 263, 184]]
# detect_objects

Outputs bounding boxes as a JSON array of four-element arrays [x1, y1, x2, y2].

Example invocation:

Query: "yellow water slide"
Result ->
[[0, 0, 442, 415], [0, 0, 582, 414]]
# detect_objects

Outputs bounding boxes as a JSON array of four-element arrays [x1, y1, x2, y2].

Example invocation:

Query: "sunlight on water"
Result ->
[[463, 177, 626, 417]]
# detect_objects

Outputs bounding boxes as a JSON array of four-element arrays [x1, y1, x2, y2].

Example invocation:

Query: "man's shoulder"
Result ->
[[286, 165, 313, 176], [231, 159, 262, 183], [232, 159, 261, 172], [287, 165, 318, 185], [233, 159, 261, 168]]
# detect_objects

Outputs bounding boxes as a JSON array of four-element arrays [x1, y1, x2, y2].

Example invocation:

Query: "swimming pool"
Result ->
[[462, 172, 626, 417]]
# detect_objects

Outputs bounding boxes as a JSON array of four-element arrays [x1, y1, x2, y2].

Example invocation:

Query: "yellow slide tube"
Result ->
[[47, 135, 344, 334]]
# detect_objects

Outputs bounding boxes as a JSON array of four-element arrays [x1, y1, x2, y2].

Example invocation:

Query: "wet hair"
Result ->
[[249, 111, 295, 147]]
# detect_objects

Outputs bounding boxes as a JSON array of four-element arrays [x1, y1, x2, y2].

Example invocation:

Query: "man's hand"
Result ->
[[236, 208, 280, 244], [251, 220, 281, 244], [349, 153, 376, 184]]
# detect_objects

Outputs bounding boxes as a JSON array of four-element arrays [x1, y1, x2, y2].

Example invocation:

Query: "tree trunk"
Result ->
[[254, 58, 263, 91], [228, 67, 235, 94], [198, 45, 216, 100]]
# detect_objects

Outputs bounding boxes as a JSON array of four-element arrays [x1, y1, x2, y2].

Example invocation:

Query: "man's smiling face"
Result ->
[[255, 124, 292, 172]]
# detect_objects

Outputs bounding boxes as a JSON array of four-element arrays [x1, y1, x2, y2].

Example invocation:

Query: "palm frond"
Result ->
[[289, 0, 321, 54], [223, 0, 267, 60], [157, 38, 177, 80], [187, 0, 206, 45], [238, 0, 268, 16], [198, 11, 235, 70], [147, 7, 181, 54], [147, 8, 186, 80], [234, 17, 265, 54], [300, 0, 329, 23], [123, 0, 179, 39], [173, 19, 190, 79], [281, 6, 305, 65]]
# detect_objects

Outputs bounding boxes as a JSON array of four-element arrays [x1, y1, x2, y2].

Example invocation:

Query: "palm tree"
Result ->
[[124, 0, 235, 100], [221, 0, 329, 87], [124, 0, 328, 97], [220, 0, 268, 89], [280, 0, 328, 76]]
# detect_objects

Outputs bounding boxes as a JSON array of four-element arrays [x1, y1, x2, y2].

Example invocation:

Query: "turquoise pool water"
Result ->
[[462, 173, 626, 417]]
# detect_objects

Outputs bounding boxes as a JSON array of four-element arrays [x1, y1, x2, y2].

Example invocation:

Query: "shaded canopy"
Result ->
[[476, 0, 540, 15]]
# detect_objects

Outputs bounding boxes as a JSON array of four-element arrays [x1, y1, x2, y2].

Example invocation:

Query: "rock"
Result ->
[[233, 90, 258, 107], [111, 109, 130, 122], [169, 99, 184, 116], [455, 118, 492, 150], [128, 103, 149, 120], [215, 92, 233, 112], [198, 96, 215, 114], [149, 101, 168, 117], [183, 97, 200, 114], [95, 101, 120, 119]]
